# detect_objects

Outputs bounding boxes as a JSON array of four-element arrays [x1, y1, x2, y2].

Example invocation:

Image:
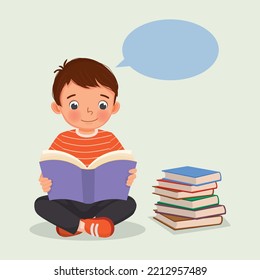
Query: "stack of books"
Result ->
[[153, 166, 226, 230]]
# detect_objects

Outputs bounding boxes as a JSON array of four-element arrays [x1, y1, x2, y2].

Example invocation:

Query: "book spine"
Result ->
[[82, 170, 95, 204]]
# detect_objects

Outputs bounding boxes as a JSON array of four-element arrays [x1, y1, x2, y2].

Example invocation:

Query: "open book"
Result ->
[[39, 150, 136, 204]]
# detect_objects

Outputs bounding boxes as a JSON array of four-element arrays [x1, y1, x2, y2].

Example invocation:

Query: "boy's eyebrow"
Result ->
[[67, 94, 76, 99], [100, 94, 109, 99]]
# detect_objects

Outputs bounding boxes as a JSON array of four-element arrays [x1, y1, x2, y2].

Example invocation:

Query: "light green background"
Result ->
[[1, 0, 259, 259]]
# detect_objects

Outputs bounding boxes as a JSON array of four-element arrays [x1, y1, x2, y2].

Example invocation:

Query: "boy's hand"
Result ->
[[126, 168, 137, 187], [39, 173, 52, 192]]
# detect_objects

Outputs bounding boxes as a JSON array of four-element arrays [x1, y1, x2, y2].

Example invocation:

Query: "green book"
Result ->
[[157, 195, 219, 210]]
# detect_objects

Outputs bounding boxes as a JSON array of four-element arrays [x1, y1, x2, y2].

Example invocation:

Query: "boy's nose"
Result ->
[[87, 107, 93, 115]]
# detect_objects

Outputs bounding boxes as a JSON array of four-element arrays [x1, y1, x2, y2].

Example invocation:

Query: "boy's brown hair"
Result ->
[[52, 58, 118, 105]]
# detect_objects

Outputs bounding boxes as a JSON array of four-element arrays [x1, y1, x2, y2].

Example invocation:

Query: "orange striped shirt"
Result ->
[[49, 129, 124, 167]]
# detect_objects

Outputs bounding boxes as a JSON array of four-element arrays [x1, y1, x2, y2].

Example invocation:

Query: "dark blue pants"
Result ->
[[34, 196, 136, 234]]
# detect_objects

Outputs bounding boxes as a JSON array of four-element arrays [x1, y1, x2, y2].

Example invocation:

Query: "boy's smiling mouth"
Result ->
[[81, 118, 98, 123]]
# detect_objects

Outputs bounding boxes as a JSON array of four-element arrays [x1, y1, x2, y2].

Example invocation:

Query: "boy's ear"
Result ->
[[51, 102, 61, 114], [112, 101, 120, 114]]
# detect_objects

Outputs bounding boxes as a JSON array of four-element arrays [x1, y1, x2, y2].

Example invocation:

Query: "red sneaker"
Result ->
[[56, 227, 82, 237], [82, 217, 114, 238]]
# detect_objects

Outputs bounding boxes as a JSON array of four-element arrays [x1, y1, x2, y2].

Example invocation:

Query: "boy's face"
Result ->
[[51, 80, 120, 132]]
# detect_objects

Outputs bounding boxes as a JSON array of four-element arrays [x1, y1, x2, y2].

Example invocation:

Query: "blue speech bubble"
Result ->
[[118, 20, 219, 80]]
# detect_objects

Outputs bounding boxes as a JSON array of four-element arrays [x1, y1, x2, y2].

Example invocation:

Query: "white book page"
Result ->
[[40, 150, 86, 169], [87, 150, 134, 169]]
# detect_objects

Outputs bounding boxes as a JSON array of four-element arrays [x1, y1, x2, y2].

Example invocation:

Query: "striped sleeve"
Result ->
[[49, 134, 62, 150], [109, 133, 124, 151]]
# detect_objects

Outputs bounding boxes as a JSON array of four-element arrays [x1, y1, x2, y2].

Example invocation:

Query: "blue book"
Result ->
[[162, 166, 221, 185]]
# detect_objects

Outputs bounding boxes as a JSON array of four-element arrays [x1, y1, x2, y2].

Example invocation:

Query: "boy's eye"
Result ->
[[98, 101, 108, 110], [69, 101, 79, 110]]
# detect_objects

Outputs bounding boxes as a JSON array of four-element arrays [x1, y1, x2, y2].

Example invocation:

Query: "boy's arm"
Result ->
[[126, 168, 137, 187], [39, 173, 52, 192]]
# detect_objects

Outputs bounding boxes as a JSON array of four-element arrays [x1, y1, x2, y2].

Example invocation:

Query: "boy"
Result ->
[[35, 58, 137, 238]]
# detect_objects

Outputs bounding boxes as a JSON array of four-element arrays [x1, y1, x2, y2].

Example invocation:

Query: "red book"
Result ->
[[153, 186, 214, 199], [157, 179, 218, 193]]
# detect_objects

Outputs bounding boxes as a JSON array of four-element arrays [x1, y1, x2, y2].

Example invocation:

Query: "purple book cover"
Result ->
[[40, 160, 136, 204]]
